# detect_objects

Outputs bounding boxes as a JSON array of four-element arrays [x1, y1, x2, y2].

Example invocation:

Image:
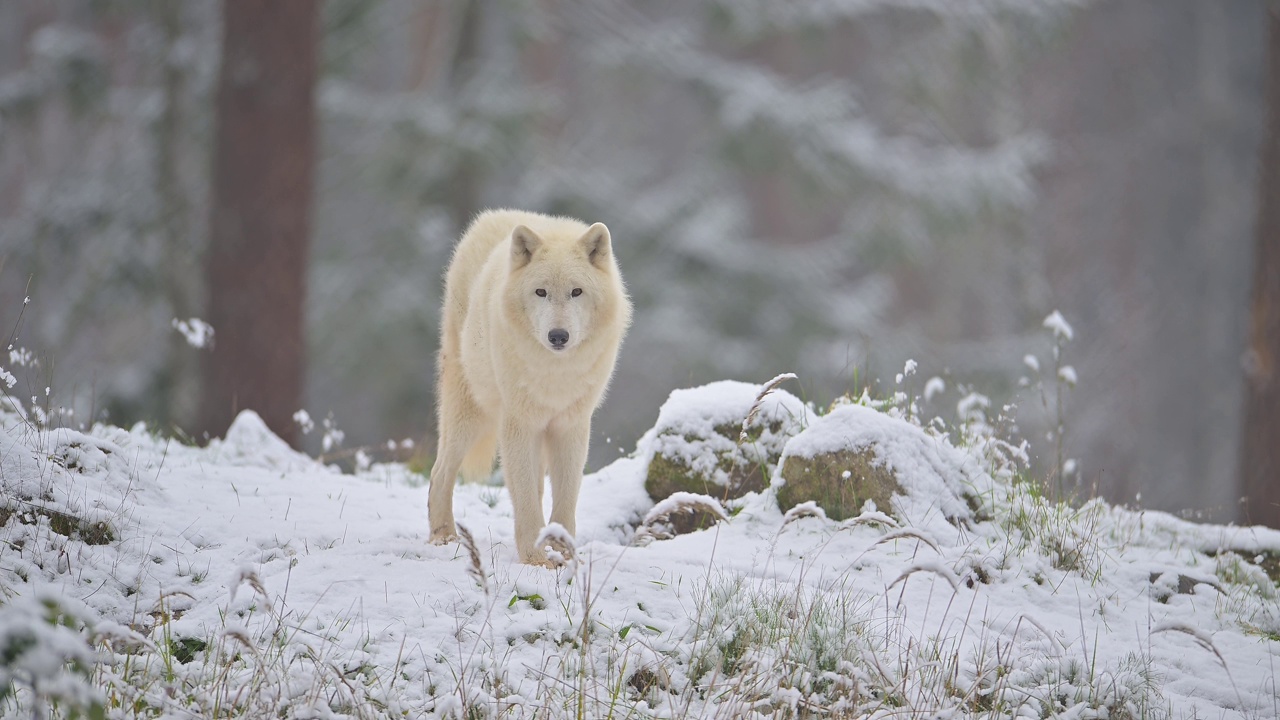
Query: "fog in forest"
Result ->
[[0, 1, 1271, 524]]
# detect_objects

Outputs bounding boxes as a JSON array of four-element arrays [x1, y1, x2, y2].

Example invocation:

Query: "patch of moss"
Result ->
[[168, 636, 208, 664], [50, 510, 114, 546], [720, 421, 777, 446], [644, 420, 788, 504], [644, 451, 768, 505], [0, 504, 114, 546], [776, 447, 901, 522]]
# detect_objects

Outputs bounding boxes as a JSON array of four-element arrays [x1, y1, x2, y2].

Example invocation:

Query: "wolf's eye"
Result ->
[[571, 288, 583, 298], [535, 289, 547, 298]]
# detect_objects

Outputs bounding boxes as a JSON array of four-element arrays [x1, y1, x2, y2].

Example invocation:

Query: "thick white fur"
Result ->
[[428, 209, 632, 565]]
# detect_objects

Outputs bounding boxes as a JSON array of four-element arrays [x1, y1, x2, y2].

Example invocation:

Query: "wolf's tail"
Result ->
[[459, 431, 497, 484]]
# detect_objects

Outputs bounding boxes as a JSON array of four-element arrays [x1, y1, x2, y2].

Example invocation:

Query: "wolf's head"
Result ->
[[505, 221, 620, 354]]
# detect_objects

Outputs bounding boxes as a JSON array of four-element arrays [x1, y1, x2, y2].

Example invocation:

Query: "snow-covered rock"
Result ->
[[637, 379, 806, 503], [207, 409, 324, 473], [775, 403, 988, 524]]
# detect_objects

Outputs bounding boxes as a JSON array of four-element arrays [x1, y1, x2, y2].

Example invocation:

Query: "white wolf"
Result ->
[[428, 209, 632, 565]]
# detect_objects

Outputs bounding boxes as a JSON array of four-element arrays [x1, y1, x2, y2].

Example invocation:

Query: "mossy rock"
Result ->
[[641, 381, 806, 505], [645, 422, 775, 503], [640, 492, 730, 539], [773, 403, 979, 526], [645, 503, 725, 537], [776, 448, 901, 522]]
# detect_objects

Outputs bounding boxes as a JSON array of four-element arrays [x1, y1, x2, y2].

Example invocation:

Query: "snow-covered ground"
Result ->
[[1, 383, 1279, 719]]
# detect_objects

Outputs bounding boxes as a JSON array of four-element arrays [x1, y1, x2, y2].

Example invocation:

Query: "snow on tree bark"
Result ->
[[200, 0, 318, 447]]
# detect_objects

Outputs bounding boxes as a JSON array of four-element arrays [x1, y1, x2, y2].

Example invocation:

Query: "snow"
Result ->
[[923, 375, 945, 401], [534, 521, 576, 552], [1058, 364, 1078, 386], [777, 402, 984, 529], [646, 379, 806, 438], [643, 492, 729, 526], [293, 409, 315, 435], [2, 387, 1279, 718], [320, 414, 345, 453], [1042, 309, 1075, 342], [5, 347, 33, 368], [534, 523, 576, 566], [0, 593, 103, 711], [840, 509, 898, 529], [782, 501, 827, 524], [171, 317, 214, 349], [210, 410, 324, 473], [888, 560, 961, 593], [635, 379, 807, 487], [956, 391, 990, 421]]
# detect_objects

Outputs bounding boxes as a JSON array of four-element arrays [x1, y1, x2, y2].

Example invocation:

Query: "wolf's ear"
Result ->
[[579, 223, 612, 268], [510, 225, 542, 270]]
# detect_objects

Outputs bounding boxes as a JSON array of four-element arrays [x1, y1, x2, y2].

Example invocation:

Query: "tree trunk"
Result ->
[[1242, 7, 1280, 528], [445, 0, 483, 231], [155, 0, 199, 430], [200, 0, 318, 446]]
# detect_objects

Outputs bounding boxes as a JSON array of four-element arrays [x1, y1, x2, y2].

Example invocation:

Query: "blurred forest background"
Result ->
[[0, 0, 1274, 524]]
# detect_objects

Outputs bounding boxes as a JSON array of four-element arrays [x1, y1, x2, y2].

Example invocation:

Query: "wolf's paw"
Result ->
[[520, 549, 556, 568], [533, 523, 576, 567], [429, 525, 457, 545], [519, 541, 574, 569]]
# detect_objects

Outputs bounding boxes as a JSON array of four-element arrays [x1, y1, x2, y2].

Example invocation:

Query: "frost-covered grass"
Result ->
[[1, 367, 1280, 719]]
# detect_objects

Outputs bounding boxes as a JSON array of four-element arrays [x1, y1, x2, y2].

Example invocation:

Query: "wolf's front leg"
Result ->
[[546, 415, 591, 538], [500, 419, 549, 565], [428, 381, 487, 545]]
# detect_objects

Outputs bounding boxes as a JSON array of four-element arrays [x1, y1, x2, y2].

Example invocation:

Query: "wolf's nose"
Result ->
[[548, 329, 569, 348]]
